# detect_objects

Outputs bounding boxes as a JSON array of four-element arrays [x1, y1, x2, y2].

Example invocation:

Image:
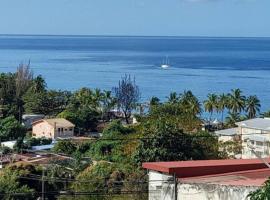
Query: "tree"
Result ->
[[204, 94, 218, 121], [228, 89, 246, 114], [262, 110, 270, 118], [167, 92, 178, 104], [225, 112, 241, 127], [23, 90, 71, 116], [246, 95, 261, 119], [248, 178, 270, 200], [133, 118, 219, 164], [53, 140, 77, 155], [149, 96, 160, 107], [0, 168, 34, 200], [0, 116, 26, 141], [180, 90, 201, 116], [0, 73, 17, 118], [15, 62, 33, 121], [31, 75, 46, 93], [101, 90, 116, 121], [218, 93, 228, 123], [113, 74, 140, 124]]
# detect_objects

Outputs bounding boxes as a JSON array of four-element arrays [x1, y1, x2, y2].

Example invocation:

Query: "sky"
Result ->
[[0, 0, 269, 37]]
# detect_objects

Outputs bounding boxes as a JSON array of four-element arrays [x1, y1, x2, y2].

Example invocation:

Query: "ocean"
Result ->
[[0, 35, 270, 112]]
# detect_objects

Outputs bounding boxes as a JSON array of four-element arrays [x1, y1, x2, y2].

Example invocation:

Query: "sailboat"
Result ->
[[161, 56, 170, 69]]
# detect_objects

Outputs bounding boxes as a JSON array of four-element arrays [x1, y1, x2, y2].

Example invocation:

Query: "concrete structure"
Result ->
[[215, 118, 270, 158], [143, 159, 270, 200], [215, 127, 239, 142], [1, 140, 17, 149], [32, 118, 75, 139]]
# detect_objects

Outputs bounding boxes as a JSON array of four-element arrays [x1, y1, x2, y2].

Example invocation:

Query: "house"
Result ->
[[32, 118, 75, 139], [215, 127, 239, 142], [215, 118, 270, 158], [143, 159, 270, 200], [22, 114, 45, 129]]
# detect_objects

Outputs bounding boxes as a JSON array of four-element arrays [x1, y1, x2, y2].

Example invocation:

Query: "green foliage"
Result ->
[[24, 137, 52, 148], [0, 146, 12, 154], [0, 168, 35, 200], [0, 116, 26, 141], [248, 178, 270, 200], [147, 101, 201, 132], [53, 140, 77, 155], [23, 89, 71, 116], [90, 120, 134, 162], [246, 95, 261, 119], [219, 140, 242, 158], [133, 118, 219, 164]]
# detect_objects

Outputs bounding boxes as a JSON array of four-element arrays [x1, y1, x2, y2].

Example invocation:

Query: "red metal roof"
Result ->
[[143, 159, 270, 178], [180, 168, 270, 187]]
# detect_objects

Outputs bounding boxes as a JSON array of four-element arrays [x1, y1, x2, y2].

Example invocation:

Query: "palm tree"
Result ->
[[225, 112, 240, 127], [245, 95, 261, 119], [204, 93, 218, 121], [228, 89, 246, 114], [262, 110, 270, 118], [101, 90, 116, 121], [32, 75, 46, 93], [180, 90, 201, 116], [150, 96, 160, 106], [167, 92, 178, 104], [92, 88, 104, 108], [218, 93, 228, 123]]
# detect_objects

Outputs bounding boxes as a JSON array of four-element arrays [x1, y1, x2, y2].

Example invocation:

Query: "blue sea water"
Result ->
[[0, 35, 270, 112]]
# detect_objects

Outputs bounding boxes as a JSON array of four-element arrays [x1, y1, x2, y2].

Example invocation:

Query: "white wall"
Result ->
[[148, 171, 259, 200], [178, 183, 258, 200]]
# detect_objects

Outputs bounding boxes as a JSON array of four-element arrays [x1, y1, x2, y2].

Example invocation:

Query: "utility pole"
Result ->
[[174, 173, 178, 200], [42, 167, 45, 200]]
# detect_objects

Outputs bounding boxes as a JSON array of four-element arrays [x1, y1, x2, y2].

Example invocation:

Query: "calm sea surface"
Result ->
[[0, 35, 270, 112]]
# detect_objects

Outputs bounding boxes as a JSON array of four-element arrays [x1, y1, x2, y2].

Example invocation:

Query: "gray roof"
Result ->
[[235, 118, 270, 131], [215, 128, 238, 136]]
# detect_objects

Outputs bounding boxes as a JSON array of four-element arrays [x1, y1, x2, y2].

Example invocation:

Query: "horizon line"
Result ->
[[0, 33, 270, 39]]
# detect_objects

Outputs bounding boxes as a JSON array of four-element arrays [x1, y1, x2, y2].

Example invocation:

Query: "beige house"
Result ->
[[32, 118, 75, 139]]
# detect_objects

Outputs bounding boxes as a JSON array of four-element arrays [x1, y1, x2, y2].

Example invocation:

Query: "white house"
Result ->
[[143, 159, 270, 200], [215, 118, 270, 159]]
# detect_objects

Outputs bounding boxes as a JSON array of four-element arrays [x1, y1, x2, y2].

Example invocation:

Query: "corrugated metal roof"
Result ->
[[236, 118, 270, 131]]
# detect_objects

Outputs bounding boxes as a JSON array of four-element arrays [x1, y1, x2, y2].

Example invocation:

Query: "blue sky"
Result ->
[[0, 0, 269, 37]]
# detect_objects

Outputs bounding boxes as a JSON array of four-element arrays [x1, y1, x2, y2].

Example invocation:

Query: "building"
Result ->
[[22, 114, 45, 129], [143, 159, 270, 200], [215, 118, 270, 158], [32, 118, 75, 139]]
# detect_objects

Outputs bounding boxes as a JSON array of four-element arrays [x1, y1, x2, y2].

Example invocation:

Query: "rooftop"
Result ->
[[215, 127, 238, 136], [143, 158, 270, 178], [33, 118, 75, 127], [236, 118, 270, 131], [180, 168, 270, 187]]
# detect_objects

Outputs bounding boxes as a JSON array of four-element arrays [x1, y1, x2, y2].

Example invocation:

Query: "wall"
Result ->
[[148, 171, 259, 200], [32, 121, 54, 139], [178, 183, 258, 200]]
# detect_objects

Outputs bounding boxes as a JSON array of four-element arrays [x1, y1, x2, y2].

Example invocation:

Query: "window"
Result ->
[[58, 128, 61, 132], [256, 141, 264, 146], [61, 128, 64, 132], [65, 128, 68, 131], [69, 128, 73, 131]]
